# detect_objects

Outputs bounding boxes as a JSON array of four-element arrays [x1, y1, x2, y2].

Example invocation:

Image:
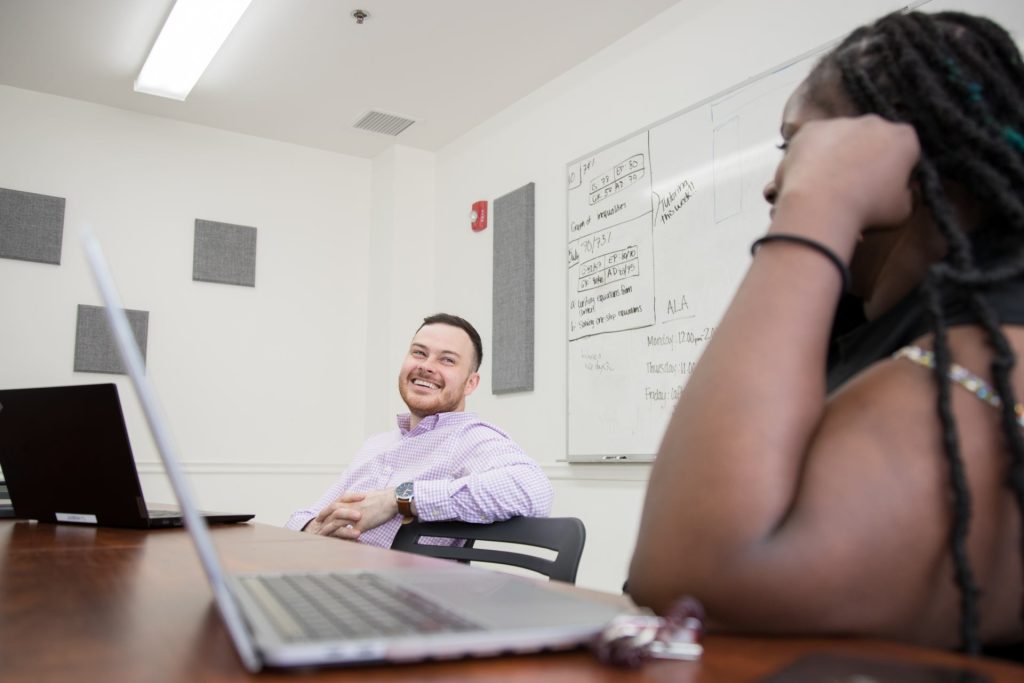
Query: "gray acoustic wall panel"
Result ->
[[492, 182, 535, 394], [0, 187, 66, 265], [193, 219, 257, 287], [74, 304, 149, 375]]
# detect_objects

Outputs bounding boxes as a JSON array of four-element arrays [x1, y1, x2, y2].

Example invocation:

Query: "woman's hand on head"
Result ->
[[770, 115, 920, 243]]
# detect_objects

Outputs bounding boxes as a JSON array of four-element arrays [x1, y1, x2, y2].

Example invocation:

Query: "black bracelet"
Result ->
[[750, 234, 852, 292]]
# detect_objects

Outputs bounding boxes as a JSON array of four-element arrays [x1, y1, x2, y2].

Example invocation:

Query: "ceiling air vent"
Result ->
[[353, 110, 416, 136]]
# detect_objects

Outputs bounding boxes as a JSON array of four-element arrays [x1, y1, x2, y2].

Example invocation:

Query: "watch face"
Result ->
[[396, 481, 414, 500]]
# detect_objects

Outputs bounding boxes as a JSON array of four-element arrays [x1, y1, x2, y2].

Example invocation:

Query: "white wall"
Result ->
[[364, 146, 438, 437], [427, 0, 1024, 592], [0, 84, 373, 526]]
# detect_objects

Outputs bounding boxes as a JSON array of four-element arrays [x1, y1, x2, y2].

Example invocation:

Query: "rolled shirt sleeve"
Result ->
[[413, 434, 553, 523]]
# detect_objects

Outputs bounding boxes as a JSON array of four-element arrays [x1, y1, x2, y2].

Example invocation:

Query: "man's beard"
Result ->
[[398, 374, 462, 417]]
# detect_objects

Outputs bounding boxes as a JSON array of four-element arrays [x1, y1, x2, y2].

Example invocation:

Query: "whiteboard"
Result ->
[[565, 51, 821, 462]]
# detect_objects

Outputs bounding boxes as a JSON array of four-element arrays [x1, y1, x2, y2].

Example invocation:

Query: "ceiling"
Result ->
[[0, 0, 683, 158]]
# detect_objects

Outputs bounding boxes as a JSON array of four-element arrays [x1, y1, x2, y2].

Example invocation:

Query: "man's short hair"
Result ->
[[417, 313, 483, 371]]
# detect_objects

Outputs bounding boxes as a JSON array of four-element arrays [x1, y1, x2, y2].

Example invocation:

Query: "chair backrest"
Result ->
[[391, 516, 586, 584]]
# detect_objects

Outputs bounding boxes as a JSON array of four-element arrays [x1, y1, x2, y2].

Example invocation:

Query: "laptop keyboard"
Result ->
[[240, 572, 482, 642]]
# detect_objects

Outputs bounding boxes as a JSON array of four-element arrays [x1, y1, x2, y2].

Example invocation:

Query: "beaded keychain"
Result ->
[[591, 596, 705, 668]]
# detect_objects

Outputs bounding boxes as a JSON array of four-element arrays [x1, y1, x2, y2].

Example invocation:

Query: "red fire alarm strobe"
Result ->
[[470, 200, 488, 232]]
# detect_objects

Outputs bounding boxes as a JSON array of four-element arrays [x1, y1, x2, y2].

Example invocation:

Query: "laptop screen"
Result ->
[[0, 383, 151, 526]]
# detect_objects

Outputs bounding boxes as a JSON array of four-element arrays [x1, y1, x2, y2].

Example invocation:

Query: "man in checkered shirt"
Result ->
[[286, 313, 553, 548]]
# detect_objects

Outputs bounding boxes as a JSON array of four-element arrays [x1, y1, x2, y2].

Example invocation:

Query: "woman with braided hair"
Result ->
[[629, 11, 1024, 656]]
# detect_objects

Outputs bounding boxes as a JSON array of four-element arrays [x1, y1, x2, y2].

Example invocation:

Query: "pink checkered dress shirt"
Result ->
[[284, 411, 553, 548]]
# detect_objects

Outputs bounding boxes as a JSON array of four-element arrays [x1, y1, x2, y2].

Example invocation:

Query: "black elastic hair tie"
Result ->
[[750, 233, 852, 292]]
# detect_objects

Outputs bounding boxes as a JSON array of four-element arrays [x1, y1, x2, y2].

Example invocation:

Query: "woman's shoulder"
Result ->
[[806, 322, 1022, 544], [816, 325, 1023, 562]]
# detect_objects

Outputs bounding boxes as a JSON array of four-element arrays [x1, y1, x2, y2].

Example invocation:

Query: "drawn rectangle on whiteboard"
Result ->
[[74, 304, 149, 375], [492, 182, 535, 394], [0, 187, 66, 265], [566, 132, 656, 342], [712, 117, 741, 222]]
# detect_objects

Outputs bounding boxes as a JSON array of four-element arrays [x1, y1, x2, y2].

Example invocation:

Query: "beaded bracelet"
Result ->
[[750, 234, 852, 292]]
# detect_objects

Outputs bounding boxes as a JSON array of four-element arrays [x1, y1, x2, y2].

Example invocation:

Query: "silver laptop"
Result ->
[[80, 225, 625, 672]]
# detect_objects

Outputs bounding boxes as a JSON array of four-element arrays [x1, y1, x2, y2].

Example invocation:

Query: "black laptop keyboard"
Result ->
[[240, 572, 482, 642]]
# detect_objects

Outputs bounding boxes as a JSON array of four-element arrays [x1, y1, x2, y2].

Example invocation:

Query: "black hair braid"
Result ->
[[943, 261, 1024, 289], [915, 155, 1022, 654], [947, 13, 1024, 84], [924, 266, 981, 654], [937, 26, 1019, 125], [921, 17, 1024, 631], [918, 155, 982, 654], [957, 286, 1024, 635], [848, 17, 1024, 255], [967, 293, 1024, 494], [883, 16, 1024, 234], [827, 10, 1024, 654], [901, 13, 1024, 652], [958, 158, 1024, 244], [887, 18, 1024, 198], [837, 30, 980, 650], [834, 54, 887, 117], [921, 11, 1024, 648], [943, 259, 1024, 560], [885, 22, 968, 143]]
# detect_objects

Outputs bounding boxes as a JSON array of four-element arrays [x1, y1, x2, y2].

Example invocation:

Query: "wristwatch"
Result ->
[[395, 481, 415, 518]]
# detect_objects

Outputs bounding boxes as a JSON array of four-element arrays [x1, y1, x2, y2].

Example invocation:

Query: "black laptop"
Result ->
[[0, 383, 253, 528]]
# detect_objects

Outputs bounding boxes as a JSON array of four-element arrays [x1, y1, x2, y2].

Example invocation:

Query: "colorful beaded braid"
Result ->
[[893, 345, 1024, 429]]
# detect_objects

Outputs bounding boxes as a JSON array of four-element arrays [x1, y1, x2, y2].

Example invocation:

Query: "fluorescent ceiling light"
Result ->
[[135, 0, 252, 101]]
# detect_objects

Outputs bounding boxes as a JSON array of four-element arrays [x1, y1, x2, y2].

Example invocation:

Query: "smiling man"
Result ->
[[285, 313, 553, 548]]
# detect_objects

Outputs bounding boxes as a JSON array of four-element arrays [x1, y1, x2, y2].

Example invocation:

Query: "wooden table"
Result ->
[[1, 520, 1021, 682]]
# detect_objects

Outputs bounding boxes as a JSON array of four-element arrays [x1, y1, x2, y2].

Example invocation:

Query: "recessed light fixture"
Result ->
[[135, 0, 253, 101]]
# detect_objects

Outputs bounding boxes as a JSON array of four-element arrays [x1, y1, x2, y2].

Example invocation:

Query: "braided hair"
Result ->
[[810, 11, 1024, 654]]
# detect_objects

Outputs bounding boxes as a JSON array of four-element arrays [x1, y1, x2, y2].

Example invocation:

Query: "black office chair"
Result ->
[[391, 516, 586, 584]]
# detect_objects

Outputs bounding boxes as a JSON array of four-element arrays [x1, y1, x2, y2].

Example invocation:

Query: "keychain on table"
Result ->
[[591, 596, 705, 668]]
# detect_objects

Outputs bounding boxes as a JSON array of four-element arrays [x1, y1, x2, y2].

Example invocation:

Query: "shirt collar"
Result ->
[[396, 411, 477, 435]]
